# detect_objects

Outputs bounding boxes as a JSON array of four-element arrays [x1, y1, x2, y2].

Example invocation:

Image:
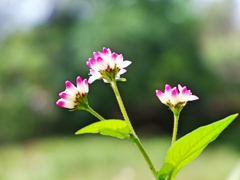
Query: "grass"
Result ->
[[0, 136, 239, 180]]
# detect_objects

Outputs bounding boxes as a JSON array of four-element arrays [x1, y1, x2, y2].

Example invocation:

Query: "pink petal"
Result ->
[[96, 57, 105, 68], [65, 81, 78, 94], [156, 90, 168, 104], [83, 79, 89, 93], [76, 76, 85, 92], [76, 76, 83, 85], [56, 99, 74, 109], [156, 90, 163, 98], [170, 87, 179, 105], [56, 99, 65, 107], [165, 84, 172, 93], [178, 84, 183, 91], [86, 58, 96, 68], [93, 51, 101, 58], [59, 92, 75, 101], [89, 69, 95, 75], [111, 53, 118, 60], [108, 53, 117, 68], [102, 47, 110, 55], [181, 86, 188, 95], [59, 92, 68, 99], [116, 54, 123, 64], [171, 87, 178, 97], [96, 56, 103, 62]]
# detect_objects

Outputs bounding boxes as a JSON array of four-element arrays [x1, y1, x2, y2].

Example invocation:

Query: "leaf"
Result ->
[[75, 119, 130, 139], [158, 113, 238, 180]]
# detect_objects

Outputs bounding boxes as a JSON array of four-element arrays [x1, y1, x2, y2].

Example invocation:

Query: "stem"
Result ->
[[86, 106, 105, 121], [110, 81, 136, 136], [110, 81, 157, 179], [171, 114, 179, 145], [133, 136, 158, 178]]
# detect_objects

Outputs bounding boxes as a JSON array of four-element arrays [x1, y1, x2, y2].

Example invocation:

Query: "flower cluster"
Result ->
[[57, 47, 131, 110], [56, 76, 89, 110], [156, 84, 198, 113], [86, 47, 132, 83], [56, 47, 199, 114]]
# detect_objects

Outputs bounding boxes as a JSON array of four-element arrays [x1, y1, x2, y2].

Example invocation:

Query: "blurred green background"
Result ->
[[0, 0, 240, 179]]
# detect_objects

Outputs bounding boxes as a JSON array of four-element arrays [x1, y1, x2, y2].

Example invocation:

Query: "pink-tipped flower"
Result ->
[[156, 84, 199, 114], [86, 47, 132, 83], [56, 76, 89, 110]]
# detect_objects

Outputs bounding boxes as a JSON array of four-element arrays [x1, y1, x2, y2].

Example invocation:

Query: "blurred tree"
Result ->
[[0, 0, 239, 145]]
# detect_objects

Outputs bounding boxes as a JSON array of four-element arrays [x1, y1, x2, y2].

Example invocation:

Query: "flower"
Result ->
[[86, 47, 132, 83], [56, 76, 89, 110], [156, 84, 199, 113]]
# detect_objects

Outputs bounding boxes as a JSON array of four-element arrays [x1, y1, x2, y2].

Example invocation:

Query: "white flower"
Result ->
[[156, 84, 199, 108], [56, 76, 89, 109], [86, 47, 132, 83]]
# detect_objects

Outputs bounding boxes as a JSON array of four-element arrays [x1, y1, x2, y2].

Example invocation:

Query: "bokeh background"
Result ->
[[0, 0, 240, 179]]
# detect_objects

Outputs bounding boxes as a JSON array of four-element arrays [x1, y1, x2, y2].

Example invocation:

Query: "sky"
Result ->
[[0, 0, 239, 39]]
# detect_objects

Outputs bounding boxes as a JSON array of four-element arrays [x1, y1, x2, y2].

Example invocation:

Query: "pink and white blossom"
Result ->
[[156, 84, 199, 108], [86, 47, 132, 83], [56, 76, 89, 109]]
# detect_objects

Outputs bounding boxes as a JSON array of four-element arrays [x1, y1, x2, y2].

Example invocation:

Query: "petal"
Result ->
[[93, 51, 101, 58], [118, 60, 132, 69], [164, 84, 172, 94], [180, 86, 189, 95], [155, 90, 163, 98], [82, 79, 89, 93], [76, 76, 83, 85], [170, 87, 179, 105], [103, 78, 109, 83], [109, 53, 117, 68], [116, 54, 123, 65], [102, 47, 111, 55], [65, 81, 78, 94], [77, 79, 88, 94], [86, 58, 95, 68], [111, 53, 118, 60], [59, 92, 75, 101], [178, 84, 184, 91], [118, 69, 127, 76], [88, 73, 101, 84], [178, 86, 188, 101], [56, 99, 74, 109], [96, 57, 107, 70], [171, 87, 178, 97], [59, 91, 69, 99], [156, 90, 168, 104], [76, 76, 85, 93], [187, 95, 199, 101]]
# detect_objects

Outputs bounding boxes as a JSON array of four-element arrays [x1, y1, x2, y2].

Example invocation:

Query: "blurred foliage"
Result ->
[[0, 0, 239, 146], [0, 136, 238, 180]]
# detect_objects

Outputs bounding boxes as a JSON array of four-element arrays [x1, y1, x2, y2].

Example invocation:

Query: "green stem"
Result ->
[[171, 114, 179, 145], [86, 106, 105, 121], [110, 81, 136, 136], [110, 81, 157, 179], [132, 136, 158, 178]]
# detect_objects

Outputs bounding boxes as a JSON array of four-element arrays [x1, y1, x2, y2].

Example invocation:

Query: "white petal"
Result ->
[[116, 54, 123, 65], [88, 72, 101, 84], [187, 95, 199, 101], [118, 60, 132, 69], [118, 69, 127, 76], [82, 79, 89, 93]]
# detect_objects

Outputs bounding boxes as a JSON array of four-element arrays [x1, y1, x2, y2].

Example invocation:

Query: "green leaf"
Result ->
[[158, 113, 238, 180], [75, 119, 130, 139]]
